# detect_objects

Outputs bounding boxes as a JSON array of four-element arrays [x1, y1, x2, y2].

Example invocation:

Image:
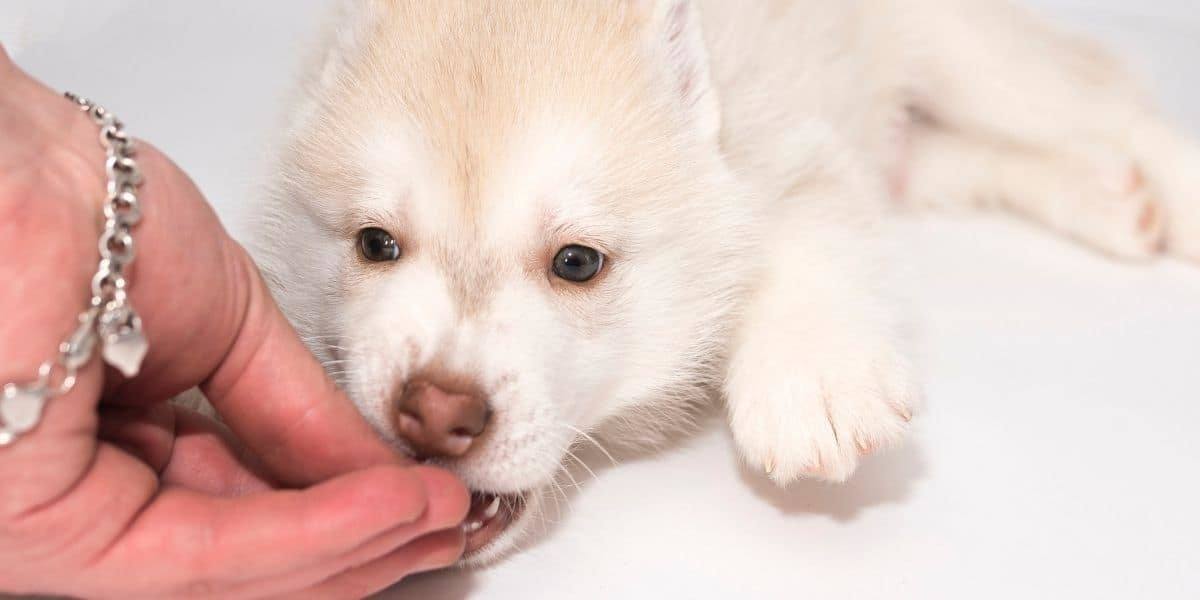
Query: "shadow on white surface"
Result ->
[[388, 417, 930, 598], [735, 440, 929, 523]]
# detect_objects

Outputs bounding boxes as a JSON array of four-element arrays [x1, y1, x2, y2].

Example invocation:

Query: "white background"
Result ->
[[4, 2, 1199, 599]]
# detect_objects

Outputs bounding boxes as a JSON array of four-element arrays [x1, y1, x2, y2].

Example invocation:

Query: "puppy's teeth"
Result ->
[[463, 521, 483, 533], [764, 455, 776, 475], [483, 496, 500, 520]]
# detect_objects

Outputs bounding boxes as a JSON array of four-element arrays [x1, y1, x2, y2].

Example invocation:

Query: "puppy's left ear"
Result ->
[[632, 0, 722, 144]]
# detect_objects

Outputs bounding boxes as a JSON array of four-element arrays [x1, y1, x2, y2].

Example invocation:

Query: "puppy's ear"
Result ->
[[314, 0, 380, 87], [630, 0, 722, 144]]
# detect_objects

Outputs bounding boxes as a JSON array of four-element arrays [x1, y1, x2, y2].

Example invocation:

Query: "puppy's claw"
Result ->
[[726, 338, 918, 487]]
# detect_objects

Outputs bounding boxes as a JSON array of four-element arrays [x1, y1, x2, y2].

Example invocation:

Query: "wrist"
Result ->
[[1, 93, 150, 445], [0, 57, 108, 208]]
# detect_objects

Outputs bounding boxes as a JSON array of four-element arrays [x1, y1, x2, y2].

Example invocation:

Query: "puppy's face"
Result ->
[[256, 0, 754, 561]]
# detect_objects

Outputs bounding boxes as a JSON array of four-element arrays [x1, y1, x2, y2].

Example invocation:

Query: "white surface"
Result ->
[[5, 2, 1200, 598]]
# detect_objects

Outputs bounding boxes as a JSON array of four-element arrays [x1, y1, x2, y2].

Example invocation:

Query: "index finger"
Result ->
[[82, 462, 463, 597]]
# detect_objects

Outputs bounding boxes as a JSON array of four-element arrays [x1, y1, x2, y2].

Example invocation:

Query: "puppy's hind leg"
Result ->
[[723, 151, 919, 485], [901, 127, 1165, 259], [906, 0, 1200, 262]]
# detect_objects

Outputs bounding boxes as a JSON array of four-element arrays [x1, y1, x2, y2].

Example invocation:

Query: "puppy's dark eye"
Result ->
[[358, 227, 401, 262], [552, 245, 604, 282]]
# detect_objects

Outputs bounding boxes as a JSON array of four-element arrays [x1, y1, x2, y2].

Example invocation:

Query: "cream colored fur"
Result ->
[[250, 0, 1200, 561]]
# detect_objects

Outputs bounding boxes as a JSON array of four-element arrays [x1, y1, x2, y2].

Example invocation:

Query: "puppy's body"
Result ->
[[253, 0, 1200, 561]]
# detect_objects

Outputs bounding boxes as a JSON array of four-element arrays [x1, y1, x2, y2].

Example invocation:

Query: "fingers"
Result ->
[[213, 468, 469, 599], [96, 403, 177, 473], [85, 465, 451, 596], [298, 467, 467, 585], [11, 416, 465, 598], [97, 403, 274, 496], [288, 529, 465, 599], [158, 406, 276, 496], [216, 531, 464, 600]]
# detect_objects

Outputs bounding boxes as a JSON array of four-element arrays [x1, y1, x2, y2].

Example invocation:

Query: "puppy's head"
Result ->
[[255, 0, 754, 561]]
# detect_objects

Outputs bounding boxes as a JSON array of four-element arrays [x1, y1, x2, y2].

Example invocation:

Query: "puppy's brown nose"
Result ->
[[395, 379, 491, 459]]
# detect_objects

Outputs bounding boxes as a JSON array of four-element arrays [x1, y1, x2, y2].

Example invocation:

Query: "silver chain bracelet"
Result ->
[[0, 93, 149, 446]]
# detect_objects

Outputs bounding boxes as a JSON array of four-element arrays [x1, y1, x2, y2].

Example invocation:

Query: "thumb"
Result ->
[[106, 147, 405, 485]]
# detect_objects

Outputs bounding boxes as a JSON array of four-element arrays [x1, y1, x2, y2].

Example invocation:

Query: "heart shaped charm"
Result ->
[[101, 325, 148, 378], [1, 384, 47, 434], [99, 304, 148, 378]]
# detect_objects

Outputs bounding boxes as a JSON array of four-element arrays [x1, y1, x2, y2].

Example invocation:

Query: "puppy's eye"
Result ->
[[552, 245, 604, 282], [358, 227, 401, 262]]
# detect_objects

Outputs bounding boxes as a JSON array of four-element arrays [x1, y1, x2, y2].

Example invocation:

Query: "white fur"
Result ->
[[250, 0, 1200, 561]]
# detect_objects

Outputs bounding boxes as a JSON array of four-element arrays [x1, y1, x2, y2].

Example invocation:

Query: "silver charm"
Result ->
[[98, 303, 148, 378], [1, 384, 48, 435]]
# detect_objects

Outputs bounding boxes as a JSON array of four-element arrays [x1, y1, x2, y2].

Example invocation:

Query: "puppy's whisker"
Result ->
[[565, 423, 618, 468], [546, 476, 566, 522], [563, 448, 598, 486], [558, 459, 583, 491], [300, 334, 347, 342], [552, 466, 573, 502]]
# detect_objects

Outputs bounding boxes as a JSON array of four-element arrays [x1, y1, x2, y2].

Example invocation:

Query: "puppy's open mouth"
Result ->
[[463, 491, 526, 554]]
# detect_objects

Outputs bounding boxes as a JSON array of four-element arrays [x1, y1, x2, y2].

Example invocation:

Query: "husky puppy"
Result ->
[[251, 0, 1200, 561]]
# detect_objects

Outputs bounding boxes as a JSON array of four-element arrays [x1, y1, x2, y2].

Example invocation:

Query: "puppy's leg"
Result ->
[[902, 127, 1164, 259], [905, 0, 1200, 261], [724, 158, 919, 485]]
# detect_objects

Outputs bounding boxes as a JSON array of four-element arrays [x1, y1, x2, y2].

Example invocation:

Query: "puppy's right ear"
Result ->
[[312, 0, 382, 89], [626, 0, 722, 144]]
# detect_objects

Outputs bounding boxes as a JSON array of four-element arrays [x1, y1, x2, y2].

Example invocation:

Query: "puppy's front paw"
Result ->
[[725, 343, 919, 485]]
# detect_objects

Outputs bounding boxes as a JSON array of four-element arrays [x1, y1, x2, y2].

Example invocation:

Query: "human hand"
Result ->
[[0, 45, 468, 598]]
